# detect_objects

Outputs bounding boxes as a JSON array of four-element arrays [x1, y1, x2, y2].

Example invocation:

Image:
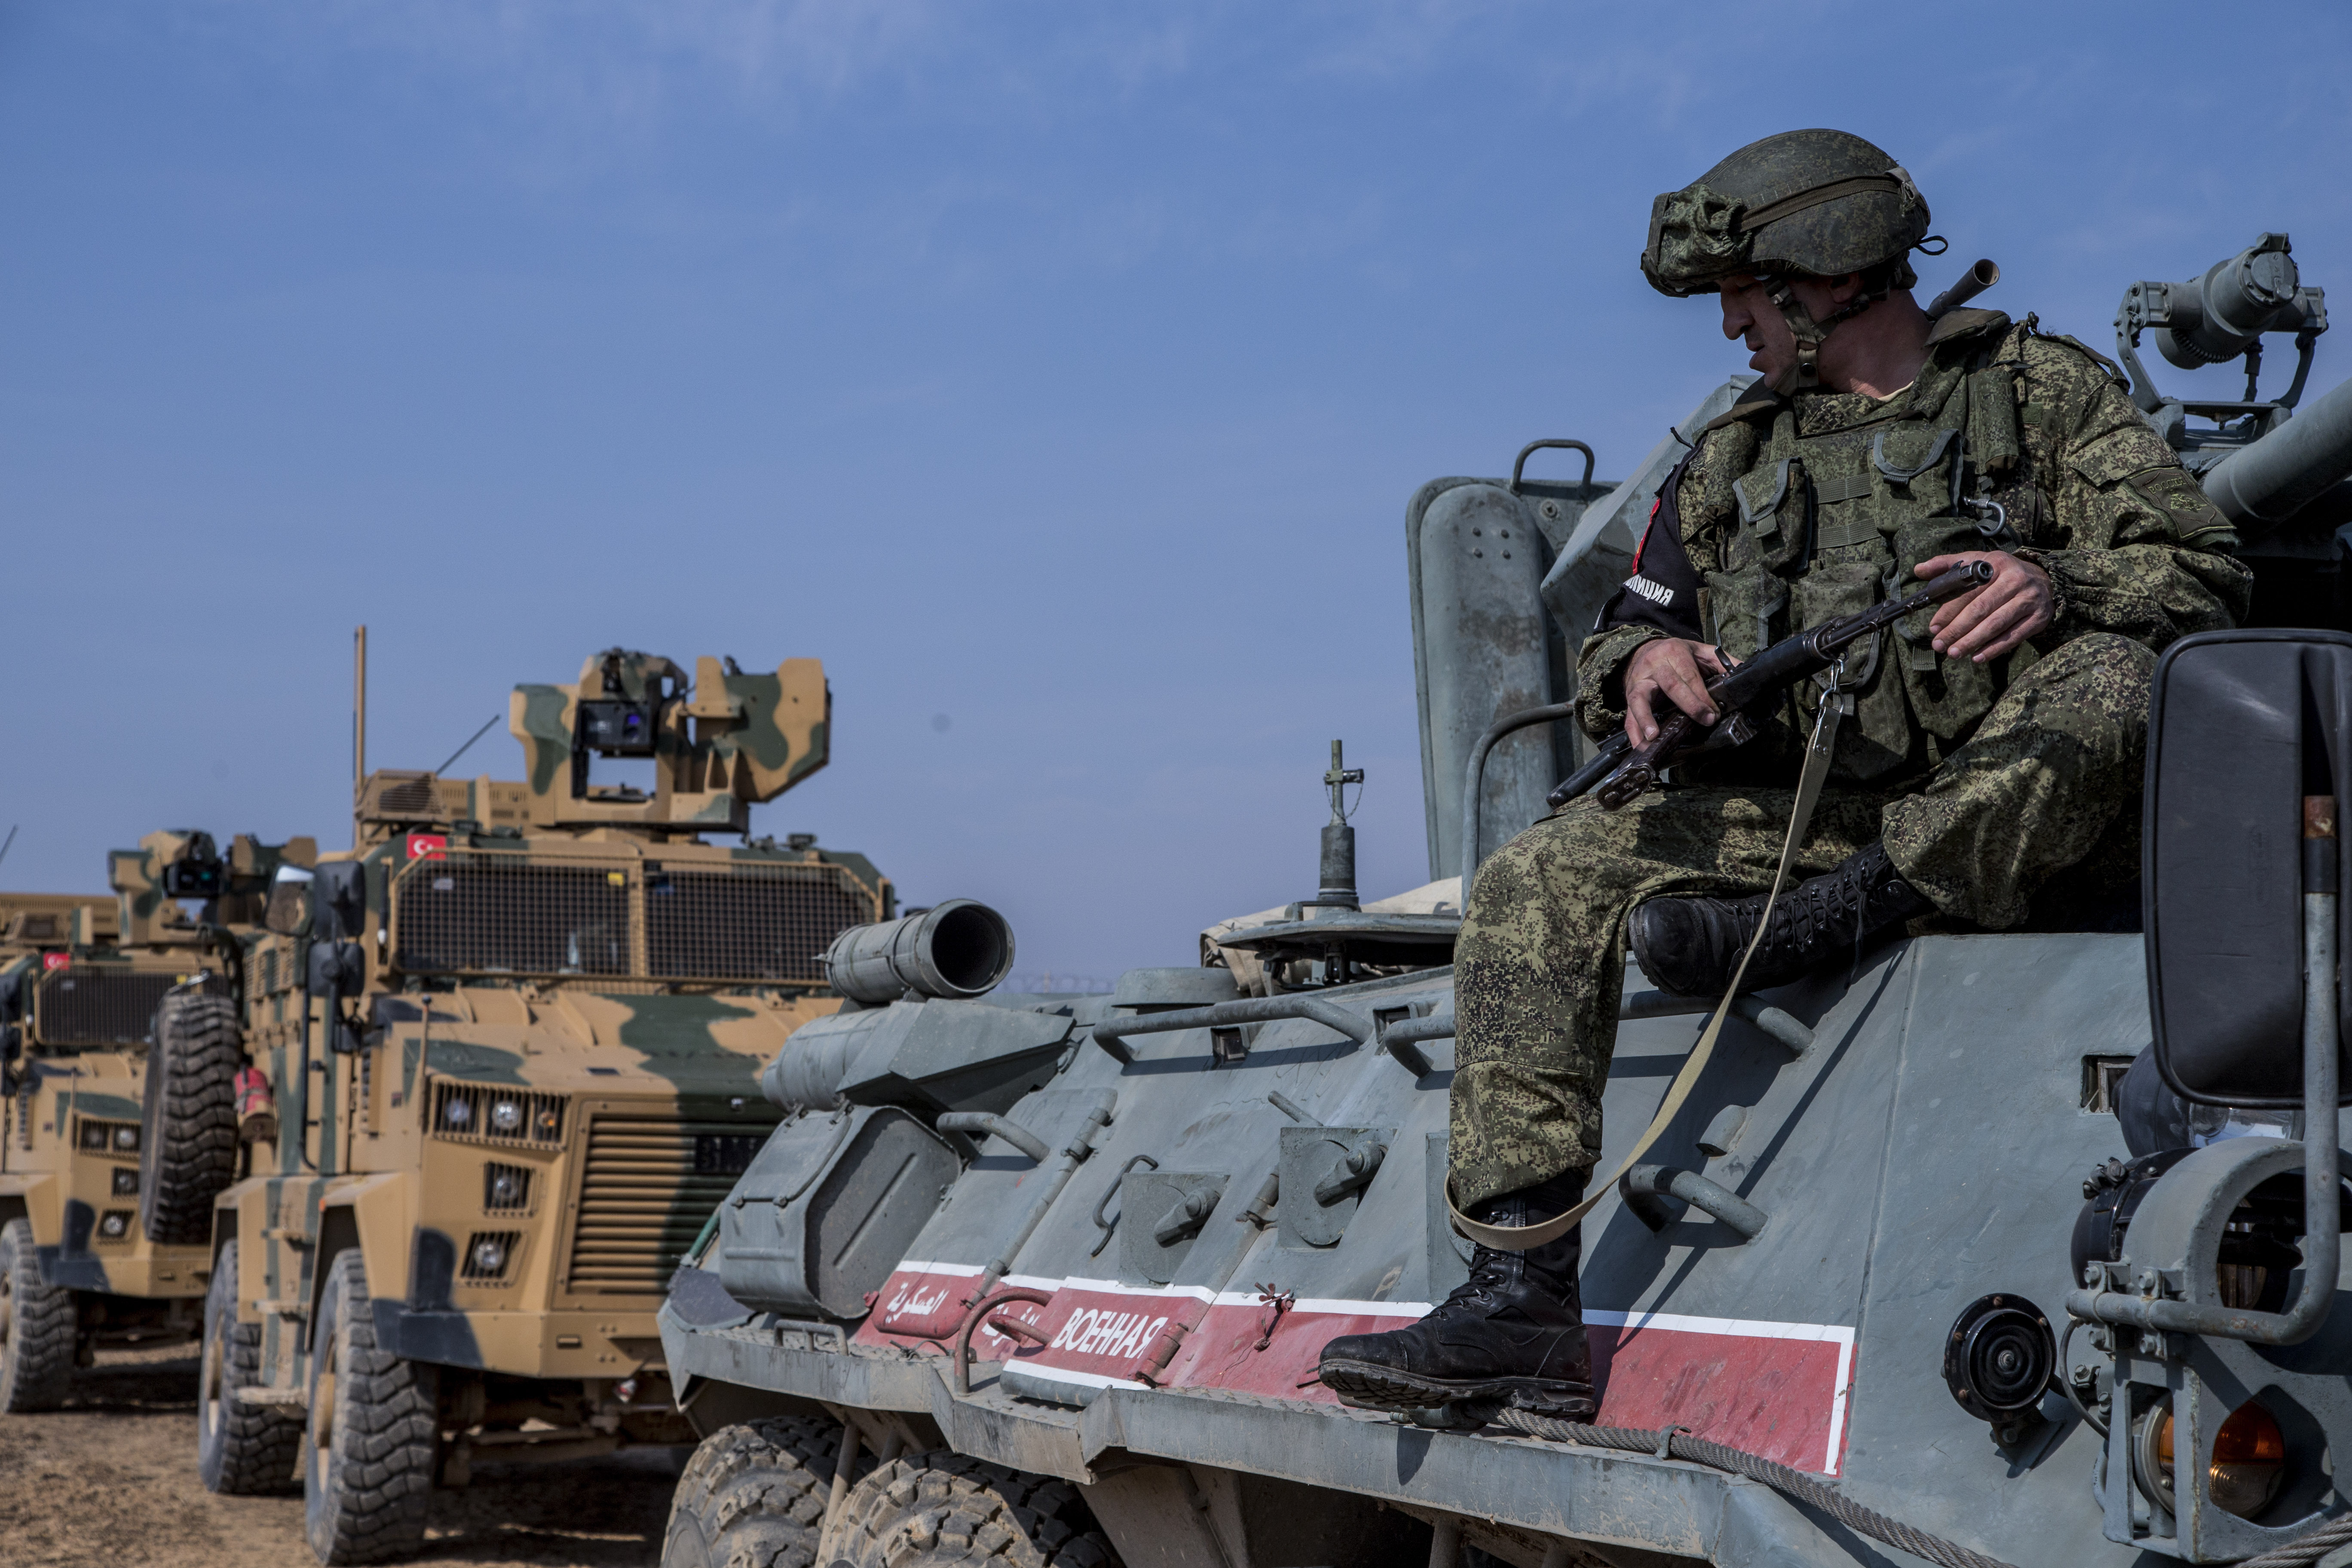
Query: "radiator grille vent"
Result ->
[[567, 1116, 769, 1294], [34, 969, 224, 1048], [393, 858, 629, 977], [645, 864, 872, 983]]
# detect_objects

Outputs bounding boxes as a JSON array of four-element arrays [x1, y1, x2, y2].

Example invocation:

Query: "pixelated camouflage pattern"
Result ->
[[1879, 633, 2153, 928], [1452, 787, 1891, 1208], [1452, 627, 2151, 1205], [1642, 129, 1930, 298], [1457, 315, 2243, 1207], [1576, 315, 2250, 750]]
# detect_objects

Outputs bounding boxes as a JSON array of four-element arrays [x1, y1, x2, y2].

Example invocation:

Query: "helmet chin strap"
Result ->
[[1761, 275, 1883, 395]]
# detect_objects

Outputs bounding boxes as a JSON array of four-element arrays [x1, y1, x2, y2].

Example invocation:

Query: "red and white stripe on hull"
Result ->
[[854, 1264, 1855, 1474]]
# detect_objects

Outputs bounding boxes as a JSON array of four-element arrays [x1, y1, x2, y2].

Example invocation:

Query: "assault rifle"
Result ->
[[1548, 559, 1996, 812]]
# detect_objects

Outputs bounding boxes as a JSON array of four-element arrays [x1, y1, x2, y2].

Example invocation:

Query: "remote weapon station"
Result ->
[[647, 239, 2352, 1568]]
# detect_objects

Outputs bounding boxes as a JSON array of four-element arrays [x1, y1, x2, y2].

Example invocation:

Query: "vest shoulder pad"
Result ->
[[1923, 306, 2010, 349], [2014, 312, 2130, 390], [1700, 389, 1784, 434]]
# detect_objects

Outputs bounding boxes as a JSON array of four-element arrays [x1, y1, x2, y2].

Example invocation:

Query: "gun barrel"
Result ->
[[2201, 374, 2352, 533], [1925, 259, 2000, 320]]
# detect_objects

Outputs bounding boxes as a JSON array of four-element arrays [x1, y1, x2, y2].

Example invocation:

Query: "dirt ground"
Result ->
[[0, 1342, 687, 1568]]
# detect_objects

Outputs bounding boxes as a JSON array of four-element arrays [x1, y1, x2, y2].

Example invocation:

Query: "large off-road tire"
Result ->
[[197, 1239, 303, 1494], [303, 1249, 438, 1565], [829, 1452, 1120, 1568], [662, 1414, 868, 1568], [139, 991, 243, 1246], [0, 1216, 76, 1412]]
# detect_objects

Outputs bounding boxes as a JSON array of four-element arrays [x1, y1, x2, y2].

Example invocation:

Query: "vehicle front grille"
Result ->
[[644, 863, 875, 983], [566, 1116, 769, 1294], [393, 857, 631, 977], [384, 849, 886, 988], [35, 969, 224, 1048]]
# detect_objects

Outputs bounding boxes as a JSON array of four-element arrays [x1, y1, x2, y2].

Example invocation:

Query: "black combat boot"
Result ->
[[1317, 1170, 1595, 1419], [1627, 840, 1934, 998]]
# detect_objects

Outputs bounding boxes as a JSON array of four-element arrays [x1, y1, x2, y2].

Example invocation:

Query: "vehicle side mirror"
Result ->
[[312, 862, 369, 944], [2147, 630, 2352, 1106], [265, 866, 314, 937]]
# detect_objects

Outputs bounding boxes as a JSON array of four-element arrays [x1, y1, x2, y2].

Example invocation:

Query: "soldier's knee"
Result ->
[[1462, 806, 1622, 927], [2032, 632, 2156, 689], [2016, 634, 2154, 725]]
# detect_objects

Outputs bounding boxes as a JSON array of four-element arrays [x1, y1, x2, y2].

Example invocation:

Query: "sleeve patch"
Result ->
[[2124, 466, 2228, 534]]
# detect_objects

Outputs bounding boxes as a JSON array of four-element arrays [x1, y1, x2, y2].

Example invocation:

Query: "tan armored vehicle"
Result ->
[[0, 831, 307, 1409], [198, 646, 890, 1565]]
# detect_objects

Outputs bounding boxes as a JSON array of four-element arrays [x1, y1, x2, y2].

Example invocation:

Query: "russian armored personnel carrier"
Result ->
[[0, 830, 306, 1409], [652, 235, 2352, 1568], [193, 646, 892, 1564]]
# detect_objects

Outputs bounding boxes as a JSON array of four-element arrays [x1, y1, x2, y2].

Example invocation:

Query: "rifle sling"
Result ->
[[1448, 686, 1844, 1251]]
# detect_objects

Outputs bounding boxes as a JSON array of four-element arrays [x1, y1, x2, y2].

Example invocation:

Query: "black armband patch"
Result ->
[[1598, 451, 1707, 642]]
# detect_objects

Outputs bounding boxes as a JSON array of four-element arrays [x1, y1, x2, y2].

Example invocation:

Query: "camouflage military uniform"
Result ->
[[1449, 313, 2253, 1207]]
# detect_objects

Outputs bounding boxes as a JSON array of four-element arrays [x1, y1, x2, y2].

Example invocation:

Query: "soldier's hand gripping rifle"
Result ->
[[1547, 559, 1996, 812]]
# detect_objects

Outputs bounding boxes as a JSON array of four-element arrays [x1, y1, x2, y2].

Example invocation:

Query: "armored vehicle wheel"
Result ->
[[661, 1414, 865, 1568], [303, 1249, 437, 1565], [0, 1216, 76, 1412], [828, 1452, 1119, 1568], [139, 991, 243, 1246], [197, 1239, 302, 1494]]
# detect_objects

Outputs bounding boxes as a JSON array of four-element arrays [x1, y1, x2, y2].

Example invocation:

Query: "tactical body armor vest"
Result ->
[[1701, 314, 2027, 781]]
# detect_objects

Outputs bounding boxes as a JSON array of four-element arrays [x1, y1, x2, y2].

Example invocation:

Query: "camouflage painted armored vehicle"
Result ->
[[198, 647, 892, 1564], [0, 831, 307, 1409], [651, 234, 2352, 1568]]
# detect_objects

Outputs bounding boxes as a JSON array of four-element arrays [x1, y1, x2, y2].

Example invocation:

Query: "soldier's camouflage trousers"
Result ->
[[1449, 632, 2155, 1209]]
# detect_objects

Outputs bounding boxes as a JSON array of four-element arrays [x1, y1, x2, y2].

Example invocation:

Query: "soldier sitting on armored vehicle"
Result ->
[[1318, 128, 2254, 1421]]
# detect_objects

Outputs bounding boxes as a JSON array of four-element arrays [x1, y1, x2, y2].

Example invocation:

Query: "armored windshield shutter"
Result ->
[[2146, 630, 2352, 1106]]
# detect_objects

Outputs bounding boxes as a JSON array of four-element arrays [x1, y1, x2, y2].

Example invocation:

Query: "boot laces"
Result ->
[[1758, 848, 1890, 955], [1433, 1243, 1517, 1314]]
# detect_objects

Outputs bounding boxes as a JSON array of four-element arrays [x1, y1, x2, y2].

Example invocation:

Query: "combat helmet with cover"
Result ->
[[1643, 128, 1939, 391]]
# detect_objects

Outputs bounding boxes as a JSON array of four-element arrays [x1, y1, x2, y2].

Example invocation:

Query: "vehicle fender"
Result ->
[[315, 1170, 414, 1316], [0, 1172, 59, 1244], [222, 1179, 276, 1327]]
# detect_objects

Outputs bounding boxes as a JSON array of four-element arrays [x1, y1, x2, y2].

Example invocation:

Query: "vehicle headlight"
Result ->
[[114, 1125, 140, 1152], [490, 1099, 522, 1133], [444, 1098, 472, 1130], [489, 1170, 524, 1207], [98, 1211, 129, 1239], [470, 1237, 506, 1276]]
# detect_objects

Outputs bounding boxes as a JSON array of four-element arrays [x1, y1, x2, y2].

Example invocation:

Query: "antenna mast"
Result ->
[[353, 626, 368, 844]]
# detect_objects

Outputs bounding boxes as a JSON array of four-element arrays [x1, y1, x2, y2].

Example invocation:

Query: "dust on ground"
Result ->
[[0, 1342, 686, 1568]]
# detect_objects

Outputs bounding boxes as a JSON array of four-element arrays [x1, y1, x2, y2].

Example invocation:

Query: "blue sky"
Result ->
[[4, 2, 2349, 980]]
